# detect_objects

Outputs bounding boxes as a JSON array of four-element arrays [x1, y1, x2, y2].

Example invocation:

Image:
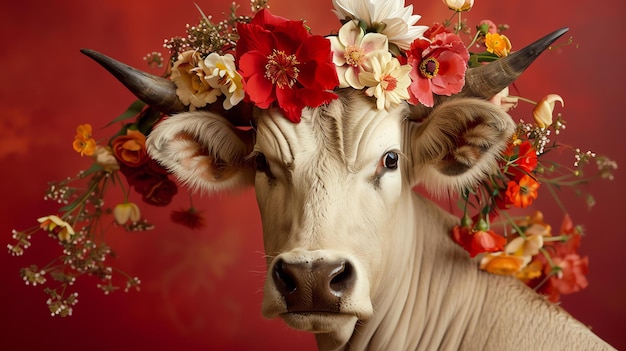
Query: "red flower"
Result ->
[[452, 225, 506, 258], [406, 31, 469, 107], [120, 161, 178, 207], [502, 140, 538, 181], [525, 214, 589, 302], [236, 9, 339, 123], [171, 207, 205, 229], [505, 174, 539, 208]]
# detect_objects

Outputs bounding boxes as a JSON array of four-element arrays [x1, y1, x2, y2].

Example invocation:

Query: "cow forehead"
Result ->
[[254, 97, 407, 172]]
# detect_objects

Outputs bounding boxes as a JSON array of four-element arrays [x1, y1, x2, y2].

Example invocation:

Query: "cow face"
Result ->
[[253, 93, 405, 334], [145, 88, 514, 339]]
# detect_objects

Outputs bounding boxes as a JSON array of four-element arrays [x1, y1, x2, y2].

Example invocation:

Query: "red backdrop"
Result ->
[[1, 0, 624, 349]]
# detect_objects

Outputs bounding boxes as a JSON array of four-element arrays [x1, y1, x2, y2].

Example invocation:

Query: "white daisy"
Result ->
[[359, 50, 412, 110], [331, 0, 428, 50]]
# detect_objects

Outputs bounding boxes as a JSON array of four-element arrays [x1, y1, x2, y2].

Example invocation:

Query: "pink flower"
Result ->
[[236, 9, 339, 123], [406, 31, 469, 107]]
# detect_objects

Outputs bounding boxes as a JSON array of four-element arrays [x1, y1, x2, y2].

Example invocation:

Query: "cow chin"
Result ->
[[279, 312, 358, 334]]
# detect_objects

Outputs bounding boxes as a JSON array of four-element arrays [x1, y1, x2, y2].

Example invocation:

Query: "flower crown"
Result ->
[[8, 0, 617, 316]]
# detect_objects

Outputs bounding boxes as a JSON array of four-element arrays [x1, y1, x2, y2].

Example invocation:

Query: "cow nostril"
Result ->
[[329, 261, 355, 296], [273, 259, 297, 294]]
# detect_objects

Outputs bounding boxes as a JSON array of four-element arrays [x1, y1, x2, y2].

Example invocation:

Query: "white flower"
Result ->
[[328, 20, 389, 89], [201, 53, 245, 110], [359, 50, 411, 110], [443, 0, 474, 12], [332, 0, 428, 50]]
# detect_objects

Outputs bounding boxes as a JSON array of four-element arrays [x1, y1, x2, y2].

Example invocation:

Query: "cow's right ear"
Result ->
[[147, 111, 256, 194]]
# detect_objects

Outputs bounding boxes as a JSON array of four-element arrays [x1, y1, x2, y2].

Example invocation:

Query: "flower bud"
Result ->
[[443, 0, 474, 12], [533, 94, 564, 128], [113, 202, 141, 225]]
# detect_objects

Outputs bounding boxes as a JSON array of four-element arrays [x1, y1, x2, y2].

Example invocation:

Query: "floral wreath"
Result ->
[[9, 0, 617, 316]]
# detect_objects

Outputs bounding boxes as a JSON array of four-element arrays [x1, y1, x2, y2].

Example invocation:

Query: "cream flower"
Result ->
[[37, 215, 75, 242], [443, 0, 474, 12], [506, 235, 544, 258], [331, 0, 428, 50], [201, 53, 245, 110], [533, 94, 564, 128], [359, 50, 411, 110], [328, 20, 389, 89], [113, 202, 141, 225], [93, 145, 119, 172], [490, 87, 519, 112], [171, 50, 220, 110]]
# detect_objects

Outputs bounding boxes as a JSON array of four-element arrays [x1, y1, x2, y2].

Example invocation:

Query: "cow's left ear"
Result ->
[[147, 111, 256, 194], [405, 98, 514, 194]]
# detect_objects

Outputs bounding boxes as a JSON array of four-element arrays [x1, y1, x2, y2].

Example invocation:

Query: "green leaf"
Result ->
[[105, 100, 146, 127]]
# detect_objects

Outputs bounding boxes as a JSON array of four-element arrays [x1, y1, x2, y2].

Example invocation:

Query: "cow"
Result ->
[[82, 27, 615, 350]]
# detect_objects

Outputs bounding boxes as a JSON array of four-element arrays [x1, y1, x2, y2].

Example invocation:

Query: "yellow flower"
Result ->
[[533, 94, 564, 128], [72, 123, 97, 156], [113, 202, 141, 225], [485, 32, 512, 57], [37, 215, 75, 242], [442, 0, 474, 12]]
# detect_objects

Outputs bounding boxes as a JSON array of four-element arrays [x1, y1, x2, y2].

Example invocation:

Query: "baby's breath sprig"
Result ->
[[163, 0, 269, 60]]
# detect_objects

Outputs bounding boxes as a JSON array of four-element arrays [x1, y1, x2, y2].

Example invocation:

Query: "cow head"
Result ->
[[82, 28, 567, 342]]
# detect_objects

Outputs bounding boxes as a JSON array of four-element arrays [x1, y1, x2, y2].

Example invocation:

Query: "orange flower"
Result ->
[[505, 174, 539, 208], [110, 128, 148, 167], [480, 253, 527, 275], [72, 124, 97, 156]]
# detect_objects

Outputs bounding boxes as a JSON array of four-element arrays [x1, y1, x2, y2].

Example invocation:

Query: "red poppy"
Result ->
[[406, 31, 469, 107], [502, 140, 538, 181], [236, 9, 339, 123], [171, 207, 205, 229], [505, 174, 540, 208], [452, 225, 506, 258]]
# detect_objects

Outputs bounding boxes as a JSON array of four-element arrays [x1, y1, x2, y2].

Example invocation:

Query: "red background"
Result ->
[[1, 0, 624, 349]]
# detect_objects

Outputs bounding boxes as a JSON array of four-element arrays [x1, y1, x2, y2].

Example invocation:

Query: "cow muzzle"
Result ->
[[273, 258, 354, 313], [262, 251, 373, 333]]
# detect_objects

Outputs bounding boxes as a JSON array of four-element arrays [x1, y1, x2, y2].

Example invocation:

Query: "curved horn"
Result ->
[[80, 48, 186, 115], [462, 27, 569, 99]]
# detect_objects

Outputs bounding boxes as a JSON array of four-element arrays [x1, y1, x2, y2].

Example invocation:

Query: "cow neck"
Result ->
[[315, 191, 490, 350]]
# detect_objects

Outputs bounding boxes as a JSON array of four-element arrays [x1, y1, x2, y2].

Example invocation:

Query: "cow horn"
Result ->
[[462, 27, 569, 99], [80, 48, 186, 115]]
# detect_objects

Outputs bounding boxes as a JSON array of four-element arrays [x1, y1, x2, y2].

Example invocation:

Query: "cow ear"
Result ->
[[147, 111, 256, 193], [406, 98, 515, 195]]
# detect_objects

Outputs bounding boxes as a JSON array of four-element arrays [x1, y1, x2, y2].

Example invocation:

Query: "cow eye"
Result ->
[[382, 151, 399, 170], [255, 153, 269, 172]]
